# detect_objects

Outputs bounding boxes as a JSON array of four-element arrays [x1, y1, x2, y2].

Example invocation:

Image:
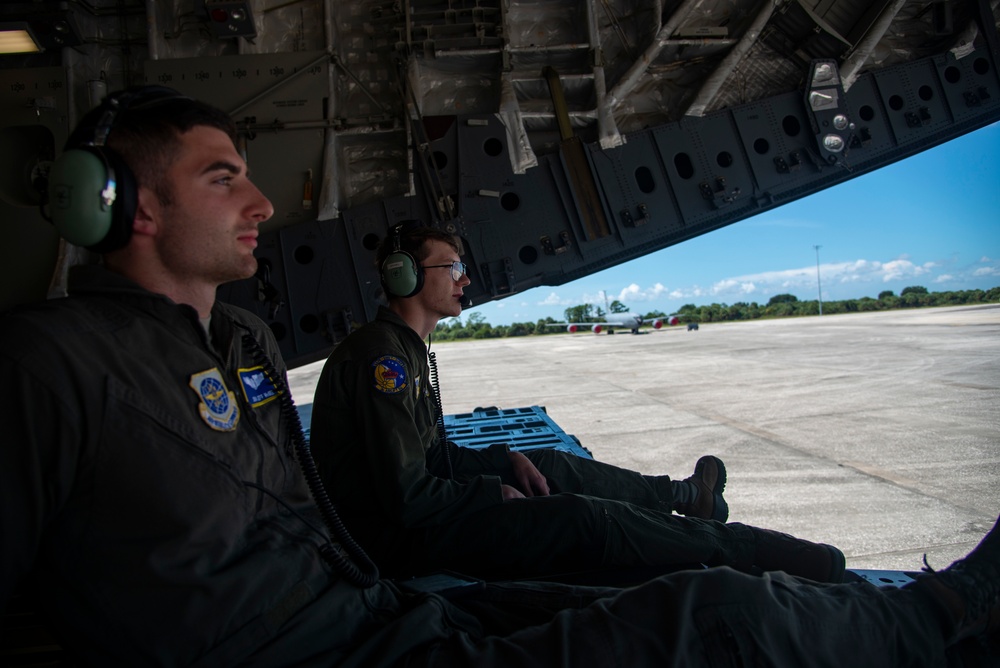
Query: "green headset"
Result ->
[[380, 221, 424, 298], [46, 86, 189, 253]]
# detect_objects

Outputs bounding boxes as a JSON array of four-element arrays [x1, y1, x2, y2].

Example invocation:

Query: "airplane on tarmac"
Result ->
[[549, 311, 681, 334], [550, 290, 681, 333]]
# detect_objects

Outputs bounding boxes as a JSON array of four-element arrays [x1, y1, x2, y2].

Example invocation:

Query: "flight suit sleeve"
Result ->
[[336, 349, 506, 528], [434, 440, 513, 480], [0, 348, 82, 610]]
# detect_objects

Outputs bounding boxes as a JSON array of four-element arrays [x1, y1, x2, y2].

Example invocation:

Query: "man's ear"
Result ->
[[131, 186, 159, 236]]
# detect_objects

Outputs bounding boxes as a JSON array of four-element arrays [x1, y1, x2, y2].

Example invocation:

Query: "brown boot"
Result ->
[[674, 455, 729, 523], [749, 527, 846, 583], [907, 516, 1000, 646]]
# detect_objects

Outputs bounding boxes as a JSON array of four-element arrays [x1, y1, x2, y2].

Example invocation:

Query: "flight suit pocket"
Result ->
[[87, 377, 255, 564]]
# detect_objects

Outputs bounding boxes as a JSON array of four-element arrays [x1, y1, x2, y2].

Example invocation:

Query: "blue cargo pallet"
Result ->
[[296, 404, 591, 460], [444, 406, 593, 459]]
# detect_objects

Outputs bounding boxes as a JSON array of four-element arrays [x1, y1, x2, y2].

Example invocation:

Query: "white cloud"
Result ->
[[542, 283, 674, 310], [688, 255, 954, 302], [613, 282, 668, 302], [974, 266, 1000, 277], [710, 278, 737, 294], [879, 258, 934, 282], [537, 292, 566, 306]]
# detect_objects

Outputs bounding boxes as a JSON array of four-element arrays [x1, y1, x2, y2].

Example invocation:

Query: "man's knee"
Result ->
[[524, 447, 564, 471]]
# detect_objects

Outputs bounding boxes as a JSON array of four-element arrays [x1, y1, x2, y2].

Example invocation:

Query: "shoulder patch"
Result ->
[[189, 368, 239, 431], [238, 366, 280, 408], [372, 355, 408, 394]]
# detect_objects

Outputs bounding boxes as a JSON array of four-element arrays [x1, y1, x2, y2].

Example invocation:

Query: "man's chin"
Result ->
[[215, 261, 259, 288], [239, 256, 261, 280]]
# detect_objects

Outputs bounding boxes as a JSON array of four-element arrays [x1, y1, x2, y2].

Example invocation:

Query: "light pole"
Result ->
[[814, 245, 823, 316]]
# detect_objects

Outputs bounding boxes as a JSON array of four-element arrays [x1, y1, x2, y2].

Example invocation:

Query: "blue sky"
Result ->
[[465, 121, 1000, 326]]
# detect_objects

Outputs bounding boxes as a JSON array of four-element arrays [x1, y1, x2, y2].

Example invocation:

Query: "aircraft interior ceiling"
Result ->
[[1, 0, 999, 367]]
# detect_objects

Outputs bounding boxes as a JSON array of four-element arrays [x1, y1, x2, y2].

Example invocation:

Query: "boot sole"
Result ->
[[695, 456, 729, 523]]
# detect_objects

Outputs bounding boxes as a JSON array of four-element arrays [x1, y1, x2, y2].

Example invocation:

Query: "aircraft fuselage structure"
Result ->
[[0, 1, 998, 368]]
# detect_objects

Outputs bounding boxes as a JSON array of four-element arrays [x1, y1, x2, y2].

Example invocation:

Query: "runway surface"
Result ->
[[289, 304, 1000, 572]]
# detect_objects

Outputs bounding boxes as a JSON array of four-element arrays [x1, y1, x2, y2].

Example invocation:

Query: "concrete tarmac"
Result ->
[[289, 304, 1000, 573]]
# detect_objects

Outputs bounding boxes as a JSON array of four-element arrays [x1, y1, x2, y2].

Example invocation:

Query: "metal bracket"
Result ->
[[774, 151, 803, 174], [699, 177, 741, 208], [621, 204, 651, 227], [805, 59, 855, 165], [540, 232, 571, 255]]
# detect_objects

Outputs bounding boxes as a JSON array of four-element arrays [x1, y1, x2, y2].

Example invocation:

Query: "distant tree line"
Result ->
[[431, 286, 1000, 341]]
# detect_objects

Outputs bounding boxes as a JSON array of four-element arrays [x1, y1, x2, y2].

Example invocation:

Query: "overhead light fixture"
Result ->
[[0, 4, 83, 54], [0, 23, 41, 54]]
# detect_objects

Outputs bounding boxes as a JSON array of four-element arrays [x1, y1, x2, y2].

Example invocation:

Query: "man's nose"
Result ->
[[246, 182, 274, 222]]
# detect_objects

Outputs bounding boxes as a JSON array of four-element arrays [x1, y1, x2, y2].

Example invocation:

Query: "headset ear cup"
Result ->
[[47, 145, 136, 252], [381, 250, 423, 298], [48, 146, 114, 247]]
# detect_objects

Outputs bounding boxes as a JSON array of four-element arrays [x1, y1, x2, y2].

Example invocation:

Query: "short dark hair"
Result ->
[[66, 87, 238, 206], [374, 223, 463, 271]]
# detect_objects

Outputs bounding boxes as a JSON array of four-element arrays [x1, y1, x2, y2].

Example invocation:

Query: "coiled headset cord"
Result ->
[[427, 342, 454, 479], [241, 332, 380, 589]]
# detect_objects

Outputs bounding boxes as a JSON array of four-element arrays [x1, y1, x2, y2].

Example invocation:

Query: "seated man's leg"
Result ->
[[408, 568, 950, 668], [522, 448, 844, 582], [522, 448, 728, 521], [409, 516, 1000, 668], [391, 492, 843, 583], [390, 493, 634, 579], [294, 523, 995, 668]]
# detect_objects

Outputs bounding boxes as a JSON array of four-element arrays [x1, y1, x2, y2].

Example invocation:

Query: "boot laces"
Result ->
[[923, 553, 1000, 622]]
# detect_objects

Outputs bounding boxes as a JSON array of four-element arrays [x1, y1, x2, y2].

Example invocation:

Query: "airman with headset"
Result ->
[[308, 221, 856, 587]]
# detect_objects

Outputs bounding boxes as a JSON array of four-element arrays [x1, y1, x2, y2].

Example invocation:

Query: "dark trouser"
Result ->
[[393, 492, 756, 579], [518, 448, 678, 510], [242, 568, 952, 668], [370, 569, 945, 667], [371, 448, 756, 579]]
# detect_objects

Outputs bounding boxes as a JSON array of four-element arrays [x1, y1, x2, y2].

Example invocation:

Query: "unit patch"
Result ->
[[372, 355, 408, 394], [238, 366, 279, 407], [189, 368, 239, 431]]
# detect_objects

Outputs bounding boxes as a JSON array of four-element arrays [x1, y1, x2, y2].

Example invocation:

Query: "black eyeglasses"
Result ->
[[422, 261, 467, 281]]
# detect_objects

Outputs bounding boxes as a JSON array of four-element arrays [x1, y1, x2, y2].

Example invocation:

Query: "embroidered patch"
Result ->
[[189, 368, 239, 431], [238, 366, 279, 408], [372, 355, 407, 394]]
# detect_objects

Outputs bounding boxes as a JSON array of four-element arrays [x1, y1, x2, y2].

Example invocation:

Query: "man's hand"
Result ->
[[501, 484, 525, 500], [507, 450, 551, 497]]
